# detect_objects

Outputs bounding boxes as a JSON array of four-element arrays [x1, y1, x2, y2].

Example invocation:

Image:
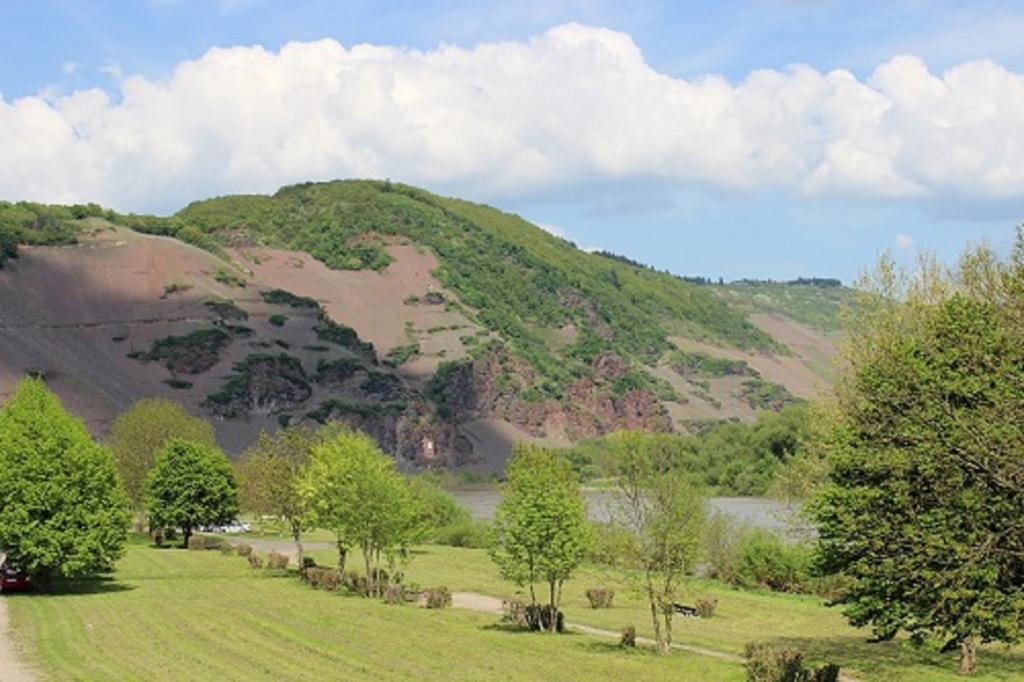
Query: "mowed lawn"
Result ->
[[10, 538, 1024, 681], [305, 544, 1024, 682], [6, 539, 742, 681]]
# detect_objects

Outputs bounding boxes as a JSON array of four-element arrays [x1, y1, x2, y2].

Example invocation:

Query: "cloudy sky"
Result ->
[[2, 1, 1022, 282]]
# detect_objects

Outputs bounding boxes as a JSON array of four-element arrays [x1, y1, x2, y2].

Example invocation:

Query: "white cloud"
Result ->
[[537, 222, 566, 238], [896, 233, 914, 250], [1, 24, 1023, 212], [61, 62, 79, 75]]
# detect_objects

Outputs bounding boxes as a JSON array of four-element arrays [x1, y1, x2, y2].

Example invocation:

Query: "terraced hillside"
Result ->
[[0, 182, 850, 469]]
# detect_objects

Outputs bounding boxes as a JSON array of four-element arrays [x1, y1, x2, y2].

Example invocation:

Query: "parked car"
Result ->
[[0, 564, 31, 593]]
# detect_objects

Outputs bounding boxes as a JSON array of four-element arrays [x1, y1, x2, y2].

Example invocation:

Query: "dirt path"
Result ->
[[449, 591, 859, 681], [0, 597, 35, 681]]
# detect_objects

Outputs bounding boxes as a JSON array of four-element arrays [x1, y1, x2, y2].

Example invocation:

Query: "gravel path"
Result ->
[[0, 597, 35, 681]]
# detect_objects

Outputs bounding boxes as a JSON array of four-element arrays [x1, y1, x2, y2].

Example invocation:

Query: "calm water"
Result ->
[[450, 489, 804, 536]]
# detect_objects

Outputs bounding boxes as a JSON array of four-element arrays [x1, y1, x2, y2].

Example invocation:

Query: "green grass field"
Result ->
[[8, 537, 1024, 681]]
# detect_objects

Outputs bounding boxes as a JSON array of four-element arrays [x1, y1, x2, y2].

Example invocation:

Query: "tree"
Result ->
[[489, 444, 591, 631], [811, 238, 1024, 675], [108, 399, 217, 515], [607, 431, 705, 654], [237, 424, 342, 572], [298, 428, 421, 594], [145, 439, 239, 548], [0, 378, 130, 580]]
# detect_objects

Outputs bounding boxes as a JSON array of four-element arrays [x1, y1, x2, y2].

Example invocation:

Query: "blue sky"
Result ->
[[2, 0, 1022, 282]]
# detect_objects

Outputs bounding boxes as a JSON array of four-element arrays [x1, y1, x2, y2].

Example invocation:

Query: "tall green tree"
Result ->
[[146, 439, 239, 548], [607, 431, 705, 654], [0, 378, 130, 580], [489, 444, 591, 631], [811, 238, 1024, 675], [298, 428, 421, 594], [237, 424, 342, 571], [108, 399, 217, 514]]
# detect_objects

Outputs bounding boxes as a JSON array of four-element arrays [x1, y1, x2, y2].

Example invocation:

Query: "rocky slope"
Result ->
[[0, 185, 848, 470]]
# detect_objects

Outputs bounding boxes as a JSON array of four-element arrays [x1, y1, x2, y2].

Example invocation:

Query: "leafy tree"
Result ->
[[607, 431, 705, 654], [811, 239, 1024, 675], [108, 399, 217, 514], [237, 424, 342, 571], [146, 439, 239, 548], [0, 378, 130, 580], [489, 444, 591, 631], [407, 474, 472, 539], [298, 428, 421, 594]]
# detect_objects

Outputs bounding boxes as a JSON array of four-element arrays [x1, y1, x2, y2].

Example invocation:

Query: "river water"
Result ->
[[450, 489, 806, 536]]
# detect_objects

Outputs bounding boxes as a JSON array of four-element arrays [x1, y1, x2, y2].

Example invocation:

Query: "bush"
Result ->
[[342, 571, 368, 595], [268, 314, 287, 327], [745, 642, 840, 682], [423, 586, 452, 609], [502, 598, 528, 627], [620, 626, 637, 648], [187, 535, 223, 551], [434, 520, 489, 548], [382, 583, 406, 605], [695, 597, 718, 618], [219, 543, 236, 556], [247, 553, 264, 569], [585, 587, 614, 609], [235, 543, 253, 557], [735, 531, 811, 593], [320, 569, 341, 592], [267, 551, 289, 570]]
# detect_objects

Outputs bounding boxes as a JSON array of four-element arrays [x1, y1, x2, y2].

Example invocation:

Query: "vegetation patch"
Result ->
[[670, 351, 754, 378], [360, 371, 406, 401], [204, 299, 248, 320], [261, 288, 320, 309], [313, 314, 376, 359], [214, 268, 247, 288], [738, 378, 798, 411], [384, 342, 420, 367], [306, 398, 407, 423], [314, 357, 364, 386], [139, 328, 232, 375], [205, 353, 312, 417], [268, 314, 288, 327]]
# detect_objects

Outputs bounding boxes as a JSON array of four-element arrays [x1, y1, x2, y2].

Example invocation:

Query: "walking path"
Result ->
[[0, 597, 35, 681]]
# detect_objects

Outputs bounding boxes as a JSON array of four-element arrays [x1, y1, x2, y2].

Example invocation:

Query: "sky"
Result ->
[[1, 0, 1022, 282]]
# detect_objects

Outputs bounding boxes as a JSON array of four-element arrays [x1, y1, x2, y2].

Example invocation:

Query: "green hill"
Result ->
[[0, 181, 850, 467]]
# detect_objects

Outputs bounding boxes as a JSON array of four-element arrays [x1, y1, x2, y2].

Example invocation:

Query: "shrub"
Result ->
[[320, 570, 341, 592], [267, 551, 290, 570], [735, 531, 811, 593], [187, 535, 222, 551], [219, 543, 236, 556], [744, 642, 840, 682], [382, 583, 405, 605], [247, 553, 264, 569], [434, 520, 489, 548], [585, 587, 614, 609], [235, 543, 253, 557], [423, 586, 452, 609], [620, 626, 637, 648], [695, 597, 718, 618], [268, 314, 288, 327], [343, 571, 368, 595], [502, 598, 528, 627]]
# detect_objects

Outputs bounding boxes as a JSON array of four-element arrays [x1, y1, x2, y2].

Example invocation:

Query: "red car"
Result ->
[[0, 565, 31, 593]]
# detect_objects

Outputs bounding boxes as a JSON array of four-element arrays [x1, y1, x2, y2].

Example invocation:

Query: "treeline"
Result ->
[[0, 201, 111, 266], [559, 404, 809, 495]]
